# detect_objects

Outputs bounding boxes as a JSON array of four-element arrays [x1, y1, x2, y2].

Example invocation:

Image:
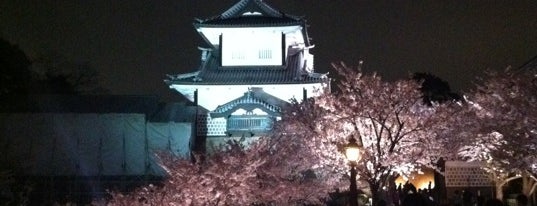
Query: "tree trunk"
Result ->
[[495, 181, 504, 201], [531, 192, 537, 205], [369, 181, 381, 206], [493, 175, 523, 201], [521, 171, 536, 198]]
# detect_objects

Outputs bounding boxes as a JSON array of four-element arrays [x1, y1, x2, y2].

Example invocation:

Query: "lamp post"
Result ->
[[345, 135, 363, 206]]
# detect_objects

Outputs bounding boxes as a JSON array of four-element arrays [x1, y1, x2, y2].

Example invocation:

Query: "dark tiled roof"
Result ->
[[165, 50, 328, 85], [149, 102, 199, 123], [196, 0, 302, 27], [211, 88, 288, 118], [518, 55, 537, 71], [198, 16, 301, 27]]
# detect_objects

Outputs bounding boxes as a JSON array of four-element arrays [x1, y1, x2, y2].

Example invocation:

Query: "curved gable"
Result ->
[[210, 88, 287, 118]]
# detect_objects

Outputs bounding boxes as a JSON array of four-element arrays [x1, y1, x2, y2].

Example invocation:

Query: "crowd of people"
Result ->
[[447, 189, 529, 206], [377, 182, 531, 206]]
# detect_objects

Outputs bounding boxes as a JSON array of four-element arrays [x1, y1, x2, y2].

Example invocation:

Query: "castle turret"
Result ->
[[165, 0, 329, 146]]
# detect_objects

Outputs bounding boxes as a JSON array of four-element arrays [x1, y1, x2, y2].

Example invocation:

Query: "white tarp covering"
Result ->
[[147, 122, 192, 157], [0, 113, 193, 177]]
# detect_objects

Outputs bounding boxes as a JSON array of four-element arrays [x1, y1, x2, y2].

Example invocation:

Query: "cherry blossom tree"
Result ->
[[104, 62, 457, 206], [458, 69, 537, 200], [275, 62, 453, 205], [105, 138, 338, 205]]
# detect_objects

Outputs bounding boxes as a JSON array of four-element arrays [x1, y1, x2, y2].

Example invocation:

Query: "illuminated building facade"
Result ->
[[165, 0, 329, 148]]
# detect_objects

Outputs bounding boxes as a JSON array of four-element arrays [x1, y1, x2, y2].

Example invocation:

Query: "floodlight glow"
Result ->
[[345, 137, 362, 163], [346, 146, 361, 162]]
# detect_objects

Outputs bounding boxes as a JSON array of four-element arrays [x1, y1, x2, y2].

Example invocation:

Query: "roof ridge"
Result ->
[[220, 0, 282, 19], [518, 54, 537, 71]]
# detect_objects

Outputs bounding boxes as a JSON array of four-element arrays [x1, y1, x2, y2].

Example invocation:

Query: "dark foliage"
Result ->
[[0, 38, 107, 96], [0, 38, 32, 95], [412, 72, 461, 105]]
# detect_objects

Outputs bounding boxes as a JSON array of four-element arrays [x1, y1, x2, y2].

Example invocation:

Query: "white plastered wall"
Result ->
[[170, 83, 325, 111]]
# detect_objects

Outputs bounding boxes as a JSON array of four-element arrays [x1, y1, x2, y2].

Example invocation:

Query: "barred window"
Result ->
[[232, 51, 246, 60], [258, 49, 272, 59], [227, 115, 273, 132]]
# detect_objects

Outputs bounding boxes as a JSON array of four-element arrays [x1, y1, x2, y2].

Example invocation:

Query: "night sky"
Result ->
[[1, 0, 536, 101]]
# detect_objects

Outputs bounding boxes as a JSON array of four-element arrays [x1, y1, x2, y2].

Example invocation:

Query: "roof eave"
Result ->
[[194, 22, 302, 28], [166, 79, 329, 86]]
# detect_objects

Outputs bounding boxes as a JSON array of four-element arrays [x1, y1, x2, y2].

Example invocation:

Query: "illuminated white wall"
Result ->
[[197, 26, 303, 47], [222, 31, 283, 66], [169, 83, 325, 111], [198, 26, 310, 67], [169, 83, 328, 137]]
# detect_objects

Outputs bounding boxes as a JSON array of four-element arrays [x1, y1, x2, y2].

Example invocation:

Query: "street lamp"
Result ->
[[345, 135, 363, 206]]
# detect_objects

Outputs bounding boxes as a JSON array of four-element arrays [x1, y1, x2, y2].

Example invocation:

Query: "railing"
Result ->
[[227, 115, 273, 132]]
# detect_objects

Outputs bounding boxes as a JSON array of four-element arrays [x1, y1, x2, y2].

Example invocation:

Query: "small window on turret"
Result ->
[[258, 49, 272, 59], [232, 51, 246, 60]]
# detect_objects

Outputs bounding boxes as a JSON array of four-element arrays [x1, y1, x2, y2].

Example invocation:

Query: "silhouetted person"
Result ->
[[516, 194, 528, 206], [377, 199, 387, 206], [452, 190, 462, 206], [476, 194, 485, 206], [401, 184, 428, 206], [462, 190, 473, 206], [398, 183, 404, 204], [389, 182, 400, 206], [424, 189, 435, 206], [485, 198, 504, 206]]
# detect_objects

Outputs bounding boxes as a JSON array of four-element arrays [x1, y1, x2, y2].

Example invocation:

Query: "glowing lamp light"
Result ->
[[345, 135, 363, 206], [345, 136, 362, 163]]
